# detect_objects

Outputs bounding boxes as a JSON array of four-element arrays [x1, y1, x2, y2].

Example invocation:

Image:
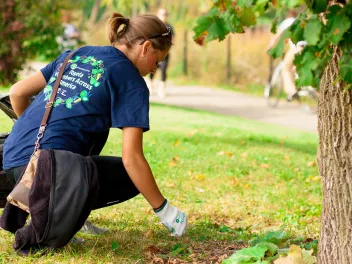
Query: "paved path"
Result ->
[[149, 84, 317, 133], [22, 62, 317, 133]]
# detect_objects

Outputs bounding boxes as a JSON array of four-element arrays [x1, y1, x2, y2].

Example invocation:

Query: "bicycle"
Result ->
[[264, 44, 319, 109]]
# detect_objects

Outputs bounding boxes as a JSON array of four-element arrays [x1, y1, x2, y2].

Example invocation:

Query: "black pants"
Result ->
[[5, 156, 139, 210]]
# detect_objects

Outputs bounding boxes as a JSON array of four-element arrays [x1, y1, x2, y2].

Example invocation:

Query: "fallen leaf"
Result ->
[[195, 174, 205, 181], [191, 174, 206, 181], [225, 151, 233, 157], [169, 155, 180, 167], [173, 139, 180, 147], [195, 187, 205, 193], [284, 155, 290, 160], [302, 249, 317, 264], [288, 245, 304, 264], [145, 244, 161, 254], [274, 256, 294, 264], [144, 230, 154, 238], [169, 160, 177, 167], [241, 153, 248, 158], [307, 161, 316, 167], [112, 241, 119, 251], [260, 163, 271, 168], [187, 129, 198, 137], [233, 178, 240, 186], [166, 182, 176, 187]]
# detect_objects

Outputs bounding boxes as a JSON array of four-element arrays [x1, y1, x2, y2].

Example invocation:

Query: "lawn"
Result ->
[[0, 102, 320, 263]]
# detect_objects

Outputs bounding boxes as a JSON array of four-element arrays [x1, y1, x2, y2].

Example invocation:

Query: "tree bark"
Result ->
[[317, 46, 352, 263]]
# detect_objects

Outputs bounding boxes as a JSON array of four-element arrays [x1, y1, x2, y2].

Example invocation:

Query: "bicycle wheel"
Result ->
[[307, 86, 319, 101], [265, 62, 283, 107]]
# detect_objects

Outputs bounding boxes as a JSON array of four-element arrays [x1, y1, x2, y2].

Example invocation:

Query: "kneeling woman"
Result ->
[[2, 12, 187, 240]]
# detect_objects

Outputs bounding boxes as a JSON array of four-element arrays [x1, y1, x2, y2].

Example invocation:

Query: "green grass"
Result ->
[[0, 103, 320, 263]]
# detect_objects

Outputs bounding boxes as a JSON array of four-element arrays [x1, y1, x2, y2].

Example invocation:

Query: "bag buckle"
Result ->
[[34, 125, 46, 151]]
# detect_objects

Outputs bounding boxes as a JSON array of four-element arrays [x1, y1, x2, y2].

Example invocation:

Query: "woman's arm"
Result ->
[[10, 72, 47, 117], [122, 127, 165, 209]]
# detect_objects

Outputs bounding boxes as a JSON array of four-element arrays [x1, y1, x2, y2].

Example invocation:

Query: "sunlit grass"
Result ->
[[0, 103, 320, 263]]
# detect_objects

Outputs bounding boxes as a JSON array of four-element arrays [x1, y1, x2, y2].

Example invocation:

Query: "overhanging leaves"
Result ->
[[339, 52, 352, 83], [304, 16, 322, 45], [327, 14, 351, 45], [268, 30, 292, 58], [193, 0, 352, 86]]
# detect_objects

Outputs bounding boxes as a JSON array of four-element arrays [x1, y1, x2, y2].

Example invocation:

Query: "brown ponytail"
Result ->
[[107, 12, 172, 51]]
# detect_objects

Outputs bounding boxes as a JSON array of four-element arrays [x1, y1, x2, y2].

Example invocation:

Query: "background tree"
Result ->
[[0, 0, 83, 86], [193, 0, 351, 263]]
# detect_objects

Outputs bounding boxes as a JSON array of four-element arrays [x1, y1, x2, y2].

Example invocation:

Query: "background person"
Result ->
[[267, 9, 299, 101], [56, 11, 81, 51], [147, 8, 174, 98], [2, 12, 187, 244]]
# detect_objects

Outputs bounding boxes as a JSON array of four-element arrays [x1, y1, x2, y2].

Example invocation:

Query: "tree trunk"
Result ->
[[317, 46, 352, 263], [89, 0, 102, 27]]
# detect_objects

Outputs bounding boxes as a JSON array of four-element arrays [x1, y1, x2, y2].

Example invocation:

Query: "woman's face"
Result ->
[[136, 43, 169, 76]]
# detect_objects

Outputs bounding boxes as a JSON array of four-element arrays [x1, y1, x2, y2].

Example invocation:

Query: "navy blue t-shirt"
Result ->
[[3, 46, 150, 170]]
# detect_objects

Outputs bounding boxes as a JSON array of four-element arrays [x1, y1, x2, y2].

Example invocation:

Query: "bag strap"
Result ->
[[34, 49, 77, 151]]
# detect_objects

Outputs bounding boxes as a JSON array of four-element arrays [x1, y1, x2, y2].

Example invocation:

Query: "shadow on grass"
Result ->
[[180, 132, 317, 156]]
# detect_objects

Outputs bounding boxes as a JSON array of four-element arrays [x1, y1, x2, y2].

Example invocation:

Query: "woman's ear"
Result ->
[[141, 40, 153, 57]]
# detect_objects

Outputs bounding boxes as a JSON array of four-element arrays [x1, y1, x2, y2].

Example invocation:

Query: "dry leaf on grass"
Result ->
[[187, 129, 198, 137], [306, 161, 316, 167], [275, 245, 304, 264], [144, 230, 154, 238], [274, 257, 295, 264], [260, 163, 271, 168], [169, 155, 180, 167], [195, 187, 205, 193], [166, 182, 176, 187], [173, 140, 180, 147], [191, 174, 205, 181]]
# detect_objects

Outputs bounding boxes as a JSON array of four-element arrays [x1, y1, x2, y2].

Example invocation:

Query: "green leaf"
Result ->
[[222, 246, 268, 264], [221, 9, 243, 33], [249, 228, 288, 247], [193, 15, 214, 37], [240, 7, 257, 27], [296, 64, 314, 87], [268, 30, 292, 58], [255, 0, 270, 15], [327, 15, 351, 45], [112, 241, 119, 251], [256, 242, 278, 257], [304, 16, 322, 45], [310, 0, 328, 13], [326, 4, 342, 20], [270, 16, 278, 34], [339, 53, 352, 83], [206, 17, 230, 42], [290, 16, 305, 44], [302, 249, 317, 264], [300, 49, 319, 70]]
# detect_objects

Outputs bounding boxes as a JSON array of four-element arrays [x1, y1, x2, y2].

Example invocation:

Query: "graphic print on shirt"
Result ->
[[43, 55, 105, 109]]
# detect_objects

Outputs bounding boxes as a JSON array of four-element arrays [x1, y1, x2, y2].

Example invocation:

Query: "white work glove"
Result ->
[[154, 200, 187, 236]]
